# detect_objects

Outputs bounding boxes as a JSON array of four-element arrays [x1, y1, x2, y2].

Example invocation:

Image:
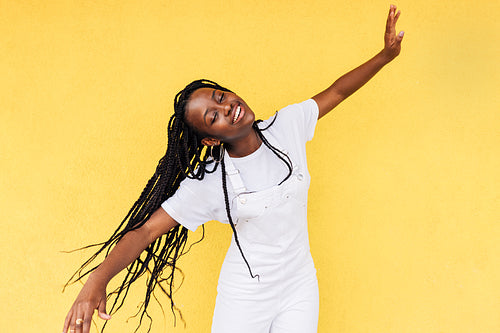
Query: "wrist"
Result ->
[[88, 268, 110, 286], [377, 49, 395, 65]]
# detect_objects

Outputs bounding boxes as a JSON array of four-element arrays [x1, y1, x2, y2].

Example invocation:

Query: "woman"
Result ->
[[63, 5, 403, 333]]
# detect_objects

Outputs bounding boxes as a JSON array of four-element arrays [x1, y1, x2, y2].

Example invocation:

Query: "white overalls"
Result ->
[[211, 138, 319, 333]]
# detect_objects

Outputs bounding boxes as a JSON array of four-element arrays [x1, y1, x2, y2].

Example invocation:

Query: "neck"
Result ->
[[225, 128, 262, 158]]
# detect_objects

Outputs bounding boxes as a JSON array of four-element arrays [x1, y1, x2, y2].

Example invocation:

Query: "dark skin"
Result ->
[[186, 4, 403, 157], [184, 87, 261, 158], [63, 5, 403, 333]]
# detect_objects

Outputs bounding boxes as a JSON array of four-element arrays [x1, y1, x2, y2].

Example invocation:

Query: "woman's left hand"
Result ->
[[382, 4, 404, 62]]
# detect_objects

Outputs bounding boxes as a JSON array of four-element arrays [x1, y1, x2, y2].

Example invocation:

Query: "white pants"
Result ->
[[211, 272, 319, 333]]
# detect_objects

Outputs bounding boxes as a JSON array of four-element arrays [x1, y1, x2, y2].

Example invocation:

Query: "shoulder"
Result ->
[[259, 99, 319, 142], [276, 99, 319, 123], [161, 167, 226, 232], [178, 168, 222, 196]]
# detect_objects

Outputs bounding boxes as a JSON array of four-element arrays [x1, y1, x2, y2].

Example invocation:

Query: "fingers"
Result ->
[[74, 313, 83, 333], [394, 9, 401, 24], [81, 316, 92, 333], [63, 308, 95, 333], [62, 312, 80, 333], [62, 312, 72, 333], [77, 306, 96, 333], [69, 318, 76, 333], [385, 5, 393, 33], [73, 313, 93, 333], [386, 5, 401, 33], [387, 4, 395, 18], [77, 313, 86, 333]]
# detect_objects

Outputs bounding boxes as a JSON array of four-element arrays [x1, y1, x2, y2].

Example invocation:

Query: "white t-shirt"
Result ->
[[161, 98, 319, 231]]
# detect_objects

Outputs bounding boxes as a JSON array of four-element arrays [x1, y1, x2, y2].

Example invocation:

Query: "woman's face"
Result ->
[[184, 88, 255, 145]]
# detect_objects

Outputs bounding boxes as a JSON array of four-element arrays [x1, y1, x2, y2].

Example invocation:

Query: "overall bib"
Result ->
[[211, 140, 319, 333]]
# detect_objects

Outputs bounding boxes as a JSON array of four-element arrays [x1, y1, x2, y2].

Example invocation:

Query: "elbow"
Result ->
[[143, 207, 180, 243]]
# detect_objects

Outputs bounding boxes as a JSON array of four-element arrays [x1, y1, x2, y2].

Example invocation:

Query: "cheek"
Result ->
[[245, 110, 255, 123]]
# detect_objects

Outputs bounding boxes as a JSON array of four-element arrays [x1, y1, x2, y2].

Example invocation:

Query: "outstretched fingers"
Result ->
[[385, 5, 393, 33], [63, 306, 95, 333], [74, 311, 84, 333], [79, 314, 92, 333], [394, 9, 401, 24], [385, 4, 401, 35], [382, 4, 404, 61], [63, 276, 110, 333], [62, 312, 72, 333]]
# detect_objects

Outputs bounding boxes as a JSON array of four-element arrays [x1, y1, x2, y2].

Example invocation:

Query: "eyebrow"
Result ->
[[203, 89, 217, 126]]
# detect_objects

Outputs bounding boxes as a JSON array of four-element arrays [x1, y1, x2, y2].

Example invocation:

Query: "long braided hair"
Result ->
[[64, 79, 292, 332]]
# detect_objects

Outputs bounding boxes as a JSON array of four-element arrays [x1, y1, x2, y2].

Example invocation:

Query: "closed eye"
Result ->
[[211, 111, 217, 124], [220, 92, 224, 103]]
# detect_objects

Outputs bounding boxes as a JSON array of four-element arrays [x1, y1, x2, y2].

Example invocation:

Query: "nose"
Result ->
[[222, 103, 231, 116]]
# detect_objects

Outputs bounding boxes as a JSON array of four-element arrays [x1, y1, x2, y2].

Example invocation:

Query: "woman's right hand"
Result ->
[[62, 274, 111, 333], [62, 208, 178, 332]]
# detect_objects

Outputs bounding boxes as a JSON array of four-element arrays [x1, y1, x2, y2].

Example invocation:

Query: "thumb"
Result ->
[[98, 298, 111, 320], [396, 31, 405, 43]]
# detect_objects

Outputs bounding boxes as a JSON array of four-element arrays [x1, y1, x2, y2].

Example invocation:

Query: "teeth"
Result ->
[[233, 106, 241, 123]]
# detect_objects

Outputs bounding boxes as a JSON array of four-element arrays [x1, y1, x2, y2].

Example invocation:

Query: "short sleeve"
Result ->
[[299, 99, 319, 141], [161, 180, 213, 232], [263, 99, 319, 144]]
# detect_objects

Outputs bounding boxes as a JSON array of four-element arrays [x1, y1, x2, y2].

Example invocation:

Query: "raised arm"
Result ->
[[313, 4, 404, 119], [62, 208, 179, 333]]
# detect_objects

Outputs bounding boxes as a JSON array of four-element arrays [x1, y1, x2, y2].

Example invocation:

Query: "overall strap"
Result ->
[[223, 149, 247, 195], [223, 131, 296, 195]]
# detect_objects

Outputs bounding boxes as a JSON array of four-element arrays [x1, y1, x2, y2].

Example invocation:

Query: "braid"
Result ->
[[216, 114, 293, 282], [220, 156, 260, 281], [64, 79, 232, 333], [63, 79, 291, 333], [254, 113, 293, 185]]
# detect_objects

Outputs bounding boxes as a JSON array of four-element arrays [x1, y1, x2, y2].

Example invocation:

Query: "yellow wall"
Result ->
[[1, 1, 498, 332]]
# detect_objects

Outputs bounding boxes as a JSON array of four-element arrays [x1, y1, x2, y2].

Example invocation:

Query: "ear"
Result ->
[[201, 137, 221, 147]]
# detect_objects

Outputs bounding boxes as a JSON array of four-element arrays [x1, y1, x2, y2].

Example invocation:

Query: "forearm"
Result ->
[[314, 5, 404, 119], [63, 208, 178, 333], [331, 50, 391, 100], [89, 226, 152, 286], [314, 51, 394, 118], [88, 207, 178, 286]]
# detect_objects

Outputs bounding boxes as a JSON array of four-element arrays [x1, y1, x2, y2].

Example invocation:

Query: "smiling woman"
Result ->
[[184, 88, 258, 156], [63, 5, 404, 333]]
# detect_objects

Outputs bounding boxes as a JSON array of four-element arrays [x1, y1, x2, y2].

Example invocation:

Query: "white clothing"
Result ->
[[211, 133, 319, 333], [161, 99, 318, 231], [161, 99, 319, 332], [230, 142, 289, 192]]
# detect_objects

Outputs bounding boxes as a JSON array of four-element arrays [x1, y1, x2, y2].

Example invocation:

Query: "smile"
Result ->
[[232, 105, 244, 124]]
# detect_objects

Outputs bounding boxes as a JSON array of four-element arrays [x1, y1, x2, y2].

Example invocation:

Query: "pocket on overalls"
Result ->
[[287, 172, 309, 207]]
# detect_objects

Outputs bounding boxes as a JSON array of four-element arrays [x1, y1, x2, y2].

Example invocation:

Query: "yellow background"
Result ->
[[1, 0, 499, 332]]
